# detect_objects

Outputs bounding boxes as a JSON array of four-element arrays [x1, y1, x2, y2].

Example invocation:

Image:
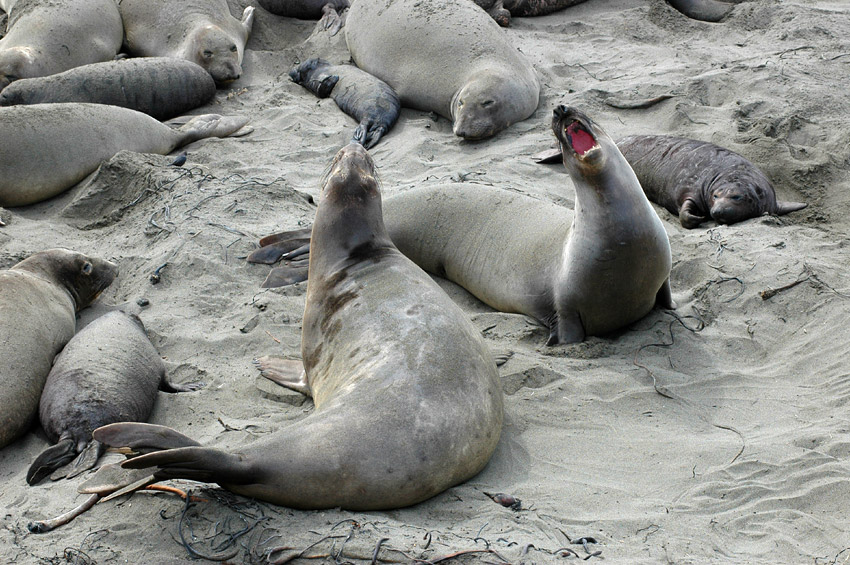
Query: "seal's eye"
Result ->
[[457, 100, 464, 108], [230, 45, 237, 52], [82, 262, 93, 275], [481, 100, 495, 108], [203, 50, 214, 58]]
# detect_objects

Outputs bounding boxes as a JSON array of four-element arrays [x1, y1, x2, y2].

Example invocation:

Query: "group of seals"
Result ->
[[0, 249, 118, 450], [0, 0, 122, 91], [94, 143, 504, 510], [118, 0, 254, 84], [0, 58, 216, 120], [289, 58, 401, 148], [345, 0, 540, 140], [0, 103, 249, 207], [27, 311, 201, 486]]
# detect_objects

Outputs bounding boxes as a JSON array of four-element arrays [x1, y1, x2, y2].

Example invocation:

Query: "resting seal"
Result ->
[[26, 311, 201, 485], [0, 249, 117, 450], [0, 58, 216, 121], [289, 58, 400, 148], [472, 0, 589, 27], [95, 143, 503, 510], [257, 0, 349, 34], [345, 0, 540, 139], [0, 0, 123, 91], [0, 103, 249, 207], [118, 0, 254, 84], [616, 135, 807, 228]]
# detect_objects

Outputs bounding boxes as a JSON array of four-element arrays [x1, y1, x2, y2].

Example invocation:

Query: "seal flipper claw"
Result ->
[[254, 356, 311, 397], [27, 438, 76, 485], [679, 198, 706, 228]]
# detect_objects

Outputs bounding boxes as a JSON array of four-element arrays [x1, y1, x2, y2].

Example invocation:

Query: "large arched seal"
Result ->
[[0, 0, 123, 91], [27, 311, 201, 485], [0, 58, 216, 121], [0, 103, 249, 207], [345, 0, 540, 139], [118, 0, 254, 85], [0, 249, 118, 450], [94, 143, 503, 510], [617, 135, 807, 228]]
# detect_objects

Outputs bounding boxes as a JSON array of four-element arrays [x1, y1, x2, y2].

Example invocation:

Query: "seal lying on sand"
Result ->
[[345, 0, 539, 139], [118, 0, 254, 84], [251, 106, 674, 344], [616, 135, 807, 228], [257, 0, 349, 34], [0, 0, 123, 91], [0, 249, 117, 450], [666, 0, 735, 22], [0, 103, 249, 207], [27, 311, 202, 486], [0, 58, 216, 121], [290, 58, 400, 148], [95, 143, 503, 510], [473, 0, 588, 27]]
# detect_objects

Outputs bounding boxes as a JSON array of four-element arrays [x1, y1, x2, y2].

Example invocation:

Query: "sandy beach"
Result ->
[[1, 0, 849, 563]]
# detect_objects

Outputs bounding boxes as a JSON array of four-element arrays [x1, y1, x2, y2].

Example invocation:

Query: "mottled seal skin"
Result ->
[[95, 143, 503, 511], [473, 0, 589, 27], [258, 0, 349, 34], [0, 58, 217, 121], [26, 311, 200, 485], [666, 0, 734, 22], [345, 0, 540, 140], [0, 103, 249, 207], [119, 0, 254, 85], [0, 0, 122, 91], [289, 58, 400, 148], [617, 135, 807, 228], [0, 249, 118, 450]]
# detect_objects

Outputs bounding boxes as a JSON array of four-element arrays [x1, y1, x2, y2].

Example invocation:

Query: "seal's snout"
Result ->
[[326, 143, 378, 195], [552, 106, 600, 159]]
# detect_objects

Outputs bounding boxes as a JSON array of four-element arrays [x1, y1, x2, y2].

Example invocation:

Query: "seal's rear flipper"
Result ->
[[254, 356, 311, 397], [93, 422, 201, 456], [120, 447, 253, 484], [177, 114, 251, 146], [262, 263, 309, 288], [247, 229, 312, 264], [27, 438, 76, 485], [532, 147, 562, 164], [51, 440, 105, 481], [774, 201, 807, 216]]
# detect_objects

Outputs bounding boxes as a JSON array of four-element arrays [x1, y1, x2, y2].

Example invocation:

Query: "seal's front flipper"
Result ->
[[50, 440, 105, 481], [93, 422, 201, 456], [548, 311, 585, 346], [679, 198, 707, 228], [320, 4, 345, 36], [262, 263, 309, 288], [656, 279, 677, 310], [160, 376, 205, 393], [532, 147, 562, 164], [27, 438, 76, 485], [666, 0, 733, 22], [120, 446, 253, 484], [254, 356, 312, 397]]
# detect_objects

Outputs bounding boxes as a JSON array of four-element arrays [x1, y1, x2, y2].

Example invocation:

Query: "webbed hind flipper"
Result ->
[[79, 462, 157, 495], [27, 438, 76, 485], [353, 120, 387, 149], [51, 440, 105, 481], [248, 227, 312, 264], [120, 446, 254, 485], [93, 422, 201, 456], [261, 262, 310, 288], [532, 147, 562, 164]]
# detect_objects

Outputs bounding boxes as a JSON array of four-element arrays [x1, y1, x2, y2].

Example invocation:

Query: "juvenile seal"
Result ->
[[0, 0, 123, 91], [345, 0, 540, 139], [119, 0, 255, 84], [616, 135, 807, 228], [666, 0, 734, 22], [94, 143, 503, 510], [473, 0, 589, 27], [0, 103, 249, 207], [257, 0, 349, 34], [27, 311, 202, 485], [0, 249, 118, 450], [0, 58, 217, 121], [289, 58, 400, 148], [251, 107, 674, 344]]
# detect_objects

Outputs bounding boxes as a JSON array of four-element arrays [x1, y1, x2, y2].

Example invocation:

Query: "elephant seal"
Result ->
[[616, 135, 807, 228], [94, 143, 503, 510], [0, 103, 249, 207], [0, 0, 122, 91], [250, 107, 674, 344], [345, 0, 540, 139], [0, 249, 118, 450], [118, 0, 255, 85], [257, 0, 349, 34], [666, 0, 734, 22], [289, 58, 400, 148], [473, 0, 589, 27], [27, 311, 201, 485], [0, 58, 216, 121]]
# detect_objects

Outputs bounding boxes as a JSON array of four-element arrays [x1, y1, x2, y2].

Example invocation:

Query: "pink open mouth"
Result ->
[[566, 122, 597, 156]]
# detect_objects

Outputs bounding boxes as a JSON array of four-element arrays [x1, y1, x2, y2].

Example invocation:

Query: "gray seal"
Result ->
[[473, 0, 589, 27], [94, 143, 503, 510], [118, 0, 254, 84], [617, 135, 807, 228], [0, 0, 123, 91], [0, 249, 118, 450], [345, 0, 540, 139], [0, 103, 249, 207], [289, 57, 400, 148], [26, 311, 201, 485], [0, 57, 216, 121]]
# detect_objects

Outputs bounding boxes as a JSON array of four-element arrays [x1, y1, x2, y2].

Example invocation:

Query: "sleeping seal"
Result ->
[[94, 143, 503, 510]]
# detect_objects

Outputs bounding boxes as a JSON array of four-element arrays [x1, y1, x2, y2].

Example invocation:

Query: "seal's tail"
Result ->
[[93, 423, 251, 484], [27, 438, 76, 485], [246, 227, 312, 288]]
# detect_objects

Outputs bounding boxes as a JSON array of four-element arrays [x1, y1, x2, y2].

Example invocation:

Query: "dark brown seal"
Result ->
[[94, 143, 503, 510], [26, 311, 201, 485], [473, 0, 589, 27], [0, 249, 118, 449], [0, 57, 216, 121], [289, 58, 400, 148], [617, 135, 807, 228]]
